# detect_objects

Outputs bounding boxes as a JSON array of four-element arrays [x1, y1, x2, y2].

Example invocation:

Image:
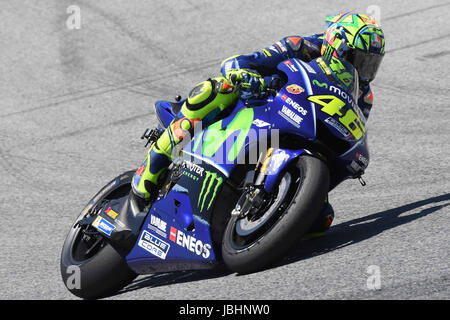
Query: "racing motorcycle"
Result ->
[[60, 55, 370, 299]]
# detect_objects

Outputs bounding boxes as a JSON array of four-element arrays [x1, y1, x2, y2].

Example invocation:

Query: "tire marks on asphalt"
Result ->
[[387, 34, 450, 54], [0, 59, 219, 120], [0, 143, 35, 185], [4, 110, 156, 152], [80, 1, 172, 58], [383, 2, 450, 21], [417, 50, 450, 60]]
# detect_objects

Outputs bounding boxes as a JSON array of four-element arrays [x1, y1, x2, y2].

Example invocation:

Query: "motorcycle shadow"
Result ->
[[279, 192, 450, 267], [115, 193, 449, 297], [119, 267, 232, 297]]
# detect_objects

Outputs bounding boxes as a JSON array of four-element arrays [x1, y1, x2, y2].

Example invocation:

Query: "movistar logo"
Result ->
[[198, 171, 223, 212], [312, 79, 328, 89]]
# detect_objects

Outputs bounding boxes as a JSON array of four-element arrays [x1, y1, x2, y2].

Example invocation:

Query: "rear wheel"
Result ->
[[60, 171, 138, 299], [221, 155, 329, 274]]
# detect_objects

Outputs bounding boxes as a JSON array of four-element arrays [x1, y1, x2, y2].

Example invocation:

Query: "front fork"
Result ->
[[231, 147, 312, 219], [231, 150, 271, 219]]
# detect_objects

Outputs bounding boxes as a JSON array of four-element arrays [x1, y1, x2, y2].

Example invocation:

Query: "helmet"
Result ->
[[321, 12, 385, 83]]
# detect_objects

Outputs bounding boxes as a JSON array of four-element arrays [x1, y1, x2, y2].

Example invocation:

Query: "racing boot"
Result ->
[[305, 197, 335, 238], [131, 115, 199, 201]]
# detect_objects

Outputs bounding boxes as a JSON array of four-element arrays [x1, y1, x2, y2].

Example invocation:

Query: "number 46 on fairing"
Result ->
[[308, 95, 366, 140]]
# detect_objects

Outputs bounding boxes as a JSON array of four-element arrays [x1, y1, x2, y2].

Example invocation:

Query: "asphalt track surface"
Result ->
[[1, 0, 449, 300]]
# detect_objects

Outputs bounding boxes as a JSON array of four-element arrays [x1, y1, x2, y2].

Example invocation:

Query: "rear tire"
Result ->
[[60, 171, 138, 299], [221, 155, 329, 274]]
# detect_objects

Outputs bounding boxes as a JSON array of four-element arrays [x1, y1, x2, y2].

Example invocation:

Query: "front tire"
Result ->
[[60, 171, 138, 299], [221, 155, 329, 274]]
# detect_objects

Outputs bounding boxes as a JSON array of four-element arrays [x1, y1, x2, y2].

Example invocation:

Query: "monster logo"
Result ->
[[198, 171, 223, 212]]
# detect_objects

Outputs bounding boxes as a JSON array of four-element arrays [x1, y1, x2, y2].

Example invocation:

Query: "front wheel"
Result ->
[[60, 171, 138, 299], [221, 155, 329, 274]]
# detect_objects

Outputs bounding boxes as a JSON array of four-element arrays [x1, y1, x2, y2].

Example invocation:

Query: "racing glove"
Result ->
[[225, 69, 265, 100]]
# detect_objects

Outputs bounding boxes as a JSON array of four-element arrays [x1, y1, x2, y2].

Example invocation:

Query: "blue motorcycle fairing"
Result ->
[[126, 56, 370, 274], [331, 133, 370, 190], [126, 160, 226, 273], [155, 100, 184, 129], [263, 148, 312, 193]]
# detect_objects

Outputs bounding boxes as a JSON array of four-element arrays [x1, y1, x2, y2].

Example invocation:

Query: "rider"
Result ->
[[131, 12, 385, 234]]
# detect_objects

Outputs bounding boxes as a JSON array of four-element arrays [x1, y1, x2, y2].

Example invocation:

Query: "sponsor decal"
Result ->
[[148, 214, 167, 238], [198, 171, 223, 212], [324, 117, 351, 137], [283, 60, 298, 72], [252, 119, 271, 128], [183, 160, 204, 177], [286, 84, 305, 94], [150, 215, 167, 232], [183, 171, 200, 181], [278, 106, 303, 128], [268, 45, 279, 54], [349, 160, 363, 173], [261, 49, 272, 57], [312, 79, 328, 89], [317, 57, 332, 75], [92, 216, 115, 236], [267, 150, 290, 174], [280, 94, 308, 115], [169, 226, 177, 242], [356, 152, 369, 167], [138, 230, 170, 260], [104, 206, 119, 220], [169, 227, 211, 259], [275, 41, 287, 53]]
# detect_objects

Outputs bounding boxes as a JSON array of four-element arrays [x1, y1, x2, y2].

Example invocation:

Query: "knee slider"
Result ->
[[185, 79, 218, 111], [182, 77, 238, 120]]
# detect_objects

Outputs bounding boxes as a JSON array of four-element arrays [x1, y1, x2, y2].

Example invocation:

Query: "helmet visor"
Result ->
[[347, 49, 384, 82]]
